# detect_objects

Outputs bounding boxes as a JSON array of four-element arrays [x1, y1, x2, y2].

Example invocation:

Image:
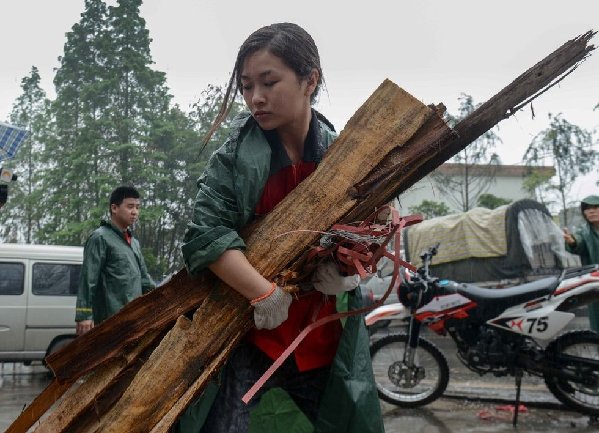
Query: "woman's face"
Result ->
[[240, 49, 316, 132]]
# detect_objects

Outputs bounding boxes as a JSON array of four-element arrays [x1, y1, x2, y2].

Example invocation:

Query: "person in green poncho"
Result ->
[[563, 194, 599, 331], [75, 185, 155, 335], [177, 23, 384, 433]]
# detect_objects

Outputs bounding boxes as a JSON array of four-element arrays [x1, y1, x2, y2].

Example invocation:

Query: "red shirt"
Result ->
[[248, 161, 342, 372], [124, 230, 132, 245]]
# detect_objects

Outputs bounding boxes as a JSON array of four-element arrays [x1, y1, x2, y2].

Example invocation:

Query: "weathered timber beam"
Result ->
[[46, 267, 211, 382], [31, 330, 162, 433], [396, 30, 596, 198], [90, 286, 253, 433]]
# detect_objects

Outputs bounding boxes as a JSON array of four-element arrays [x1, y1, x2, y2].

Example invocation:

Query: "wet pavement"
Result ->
[[376, 316, 599, 432], [380, 398, 598, 433], [2, 318, 598, 432], [0, 363, 49, 432]]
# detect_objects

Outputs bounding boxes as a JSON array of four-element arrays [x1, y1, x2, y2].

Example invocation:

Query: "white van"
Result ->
[[0, 243, 83, 363]]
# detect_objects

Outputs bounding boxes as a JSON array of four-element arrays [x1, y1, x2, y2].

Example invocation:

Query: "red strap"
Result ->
[[242, 207, 422, 404]]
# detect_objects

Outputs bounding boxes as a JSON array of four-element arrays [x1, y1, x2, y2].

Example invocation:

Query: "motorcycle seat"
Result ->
[[456, 276, 559, 318]]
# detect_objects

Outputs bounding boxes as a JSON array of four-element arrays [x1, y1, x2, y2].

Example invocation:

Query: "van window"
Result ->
[[32, 263, 81, 296], [0, 262, 25, 295]]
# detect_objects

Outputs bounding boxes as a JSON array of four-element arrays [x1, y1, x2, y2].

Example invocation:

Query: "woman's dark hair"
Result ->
[[203, 23, 324, 145]]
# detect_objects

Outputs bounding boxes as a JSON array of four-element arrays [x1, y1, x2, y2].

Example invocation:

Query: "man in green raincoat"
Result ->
[[75, 185, 155, 335], [563, 194, 599, 331]]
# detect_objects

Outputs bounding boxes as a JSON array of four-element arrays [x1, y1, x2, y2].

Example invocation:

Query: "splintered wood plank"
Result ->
[[244, 80, 433, 277], [46, 269, 211, 382], [32, 330, 162, 433], [91, 285, 252, 433]]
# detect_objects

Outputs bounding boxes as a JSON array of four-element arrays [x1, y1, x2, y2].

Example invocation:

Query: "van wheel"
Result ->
[[44, 335, 76, 377]]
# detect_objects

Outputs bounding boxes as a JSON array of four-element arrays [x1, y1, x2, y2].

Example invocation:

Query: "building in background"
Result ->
[[397, 163, 555, 215]]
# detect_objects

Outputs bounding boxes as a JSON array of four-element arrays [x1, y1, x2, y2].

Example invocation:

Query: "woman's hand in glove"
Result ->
[[312, 261, 361, 295], [251, 283, 293, 330]]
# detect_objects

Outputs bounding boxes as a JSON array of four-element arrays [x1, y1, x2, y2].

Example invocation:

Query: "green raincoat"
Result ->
[[76, 219, 155, 324], [179, 112, 384, 433], [565, 194, 599, 331]]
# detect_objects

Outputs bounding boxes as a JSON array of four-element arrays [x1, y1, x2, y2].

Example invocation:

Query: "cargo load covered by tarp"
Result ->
[[404, 199, 580, 284]]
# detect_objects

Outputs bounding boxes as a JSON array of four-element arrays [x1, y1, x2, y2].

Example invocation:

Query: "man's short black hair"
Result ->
[[109, 185, 140, 211]]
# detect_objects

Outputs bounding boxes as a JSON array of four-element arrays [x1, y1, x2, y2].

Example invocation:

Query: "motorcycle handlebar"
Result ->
[[419, 242, 440, 264], [399, 244, 441, 308]]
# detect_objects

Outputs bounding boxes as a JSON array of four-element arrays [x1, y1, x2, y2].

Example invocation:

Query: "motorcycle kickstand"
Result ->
[[512, 368, 523, 428]]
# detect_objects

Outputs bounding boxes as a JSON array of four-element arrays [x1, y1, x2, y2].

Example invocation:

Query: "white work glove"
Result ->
[[251, 285, 293, 330], [312, 261, 361, 295]]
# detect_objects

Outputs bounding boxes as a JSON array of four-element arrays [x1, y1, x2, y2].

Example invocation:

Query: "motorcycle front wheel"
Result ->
[[544, 330, 599, 416], [370, 333, 449, 407]]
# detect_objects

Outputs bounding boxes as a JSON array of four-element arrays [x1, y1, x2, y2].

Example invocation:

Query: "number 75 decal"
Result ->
[[489, 311, 575, 340], [525, 316, 549, 333]]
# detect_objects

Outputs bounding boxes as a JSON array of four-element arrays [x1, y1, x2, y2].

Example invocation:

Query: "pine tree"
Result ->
[[101, 0, 181, 277], [138, 85, 244, 276], [21, 0, 243, 278], [39, 0, 111, 245], [104, 0, 171, 182]]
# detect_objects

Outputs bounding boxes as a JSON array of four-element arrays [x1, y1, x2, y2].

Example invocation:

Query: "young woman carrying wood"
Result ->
[[179, 22, 383, 433]]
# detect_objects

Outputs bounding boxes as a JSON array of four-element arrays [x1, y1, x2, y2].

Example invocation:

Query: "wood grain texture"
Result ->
[[47, 268, 211, 382], [91, 286, 252, 433], [33, 330, 162, 433]]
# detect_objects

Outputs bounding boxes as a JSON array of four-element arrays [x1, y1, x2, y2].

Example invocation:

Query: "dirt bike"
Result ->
[[365, 244, 599, 421]]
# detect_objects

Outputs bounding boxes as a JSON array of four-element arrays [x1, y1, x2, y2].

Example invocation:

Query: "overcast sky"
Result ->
[[2, 0, 598, 202]]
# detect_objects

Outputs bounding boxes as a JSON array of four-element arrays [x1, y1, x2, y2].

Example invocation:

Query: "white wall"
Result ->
[[397, 173, 534, 214]]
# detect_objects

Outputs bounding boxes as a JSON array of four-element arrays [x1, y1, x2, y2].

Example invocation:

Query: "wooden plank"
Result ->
[[32, 330, 162, 433], [46, 268, 211, 382], [90, 285, 253, 433]]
